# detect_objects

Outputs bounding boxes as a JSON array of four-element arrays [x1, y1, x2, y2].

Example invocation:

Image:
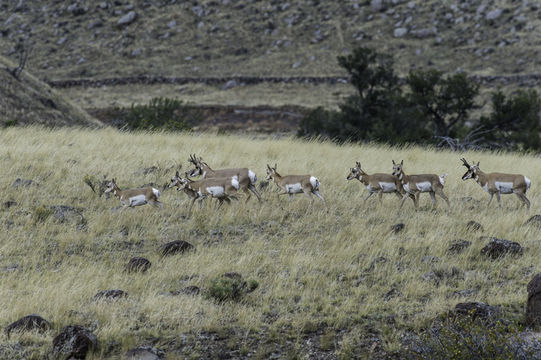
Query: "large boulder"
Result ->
[[527, 273, 541, 327], [5, 314, 51, 337], [52, 325, 97, 359], [125, 257, 151, 273], [454, 302, 500, 320], [159, 240, 195, 257], [481, 237, 522, 259]]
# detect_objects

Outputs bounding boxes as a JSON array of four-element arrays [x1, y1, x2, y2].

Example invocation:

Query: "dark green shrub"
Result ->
[[33, 205, 53, 222], [112, 97, 200, 131], [208, 275, 245, 302]]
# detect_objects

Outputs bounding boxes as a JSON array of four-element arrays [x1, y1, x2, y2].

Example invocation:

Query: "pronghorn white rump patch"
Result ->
[[525, 176, 532, 189], [495, 181, 514, 194], [248, 170, 257, 185], [310, 176, 319, 189], [206, 186, 225, 197], [379, 182, 396, 193], [231, 176, 240, 190], [286, 183, 302, 194], [416, 181, 432, 192], [129, 194, 148, 207], [152, 188, 161, 198], [439, 174, 447, 186]]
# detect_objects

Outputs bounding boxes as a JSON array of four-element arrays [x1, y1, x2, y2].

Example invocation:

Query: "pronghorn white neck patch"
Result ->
[[286, 183, 302, 194]]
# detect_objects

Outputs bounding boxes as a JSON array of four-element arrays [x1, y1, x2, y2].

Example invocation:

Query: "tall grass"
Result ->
[[0, 127, 539, 358]]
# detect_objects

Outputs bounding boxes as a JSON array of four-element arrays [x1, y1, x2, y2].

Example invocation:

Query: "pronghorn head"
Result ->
[[346, 161, 364, 181], [266, 163, 278, 181], [104, 178, 119, 195], [187, 154, 207, 177], [392, 160, 404, 177], [461, 158, 480, 180], [169, 170, 182, 188]]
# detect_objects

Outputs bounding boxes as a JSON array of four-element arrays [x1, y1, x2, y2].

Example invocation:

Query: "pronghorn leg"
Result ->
[[249, 184, 262, 202], [313, 190, 325, 204], [435, 188, 450, 207], [242, 187, 252, 203], [414, 193, 420, 209], [487, 193, 494, 207], [399, 193, 411, 209], [496, 192, 502, 207], [364, 192, 374, 201], [303, 189, 314, 206], [187, 198, 196, 216], [429, 191, 436, 209], [517, 192, 531, 210], [394, 191, 403, 200], [378, 190, 383, 203]]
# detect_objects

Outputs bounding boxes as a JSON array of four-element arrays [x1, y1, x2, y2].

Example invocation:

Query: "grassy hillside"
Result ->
[[1, 127, 540, 358], [0, 56, 102, 127]]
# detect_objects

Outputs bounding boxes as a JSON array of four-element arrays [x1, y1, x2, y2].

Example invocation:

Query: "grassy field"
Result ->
[[1, 127, 540, 358]]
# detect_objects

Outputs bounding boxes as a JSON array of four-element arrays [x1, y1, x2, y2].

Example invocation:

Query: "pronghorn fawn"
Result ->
[[105, 178, 163, 210], [169, 171, 240, 215], [391, 160, 449, 209], [265, 164, 325, 206], [347, 161, 412, 203], [460, 158, 531, 209], [187, 154, 261, 202]]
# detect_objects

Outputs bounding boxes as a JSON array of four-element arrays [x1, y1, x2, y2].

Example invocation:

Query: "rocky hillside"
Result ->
[[0, 55, 102, 127], [0, 0, 540, 81]]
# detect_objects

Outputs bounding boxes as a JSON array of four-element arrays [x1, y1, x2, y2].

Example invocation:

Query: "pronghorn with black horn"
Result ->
[[187, 154, 261, 202], [347, 161, 412, 203], [460, 158, 531, 209], [265, 164, 325, 206], [105, 178, 163, 210], [169, 171, 240, 215], [392, 160, 449, 209]]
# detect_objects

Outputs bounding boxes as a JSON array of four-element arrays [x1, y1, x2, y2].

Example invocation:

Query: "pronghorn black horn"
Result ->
[[460, 158, 471, 168], [175, 170, 179, 176]]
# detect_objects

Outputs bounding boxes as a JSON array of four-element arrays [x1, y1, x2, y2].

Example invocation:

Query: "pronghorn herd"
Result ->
[[104, 155, 533, 212]]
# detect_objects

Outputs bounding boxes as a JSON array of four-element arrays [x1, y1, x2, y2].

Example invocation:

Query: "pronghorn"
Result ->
[[187, 154, 261, 202], [347, 161, 413, 203], [460, 158, 531, 209], [265, 164, 325, 206], [105, 178, 162, 210], [169, 171, 240, 215], [391, 160, 449, 209]]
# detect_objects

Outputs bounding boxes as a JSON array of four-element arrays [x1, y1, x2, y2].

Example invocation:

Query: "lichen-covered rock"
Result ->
[[527, 273, 541, 326], [52, 325, 97, 359], [159, 240, 195, 256], [481, 238, 522, 259], [5, 314, 51, 337]]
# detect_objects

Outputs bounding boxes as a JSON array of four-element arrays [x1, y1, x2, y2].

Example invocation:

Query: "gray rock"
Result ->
[[52, 325, 97, 359], [222, 80, 238, 90], [527, 273, 541, 326], [448, 239, 471, 253], [524, 215, 541, 228], [466, 220, 483, 232], [94, 289, 128, 301], [407, 1, 416, 9], [159, 240, 195, 256], [394, 27, 408, 37], [421, 256, 440, 263], [390, 223, 405, 234], [371, 0, 385, 12], [167, 20, 177, 28], [99, 2, 108, 9], [131, 48, 142, 57], [12, 178, 34, 187], [5, 315, 51, 337], [170, 286, 200, 296], [292, 60, 302, 69], [57, 37, 67, 45], [117, 11, 137, 27], [454, 302, 500, 320], [125, 257, 151, 273], [67, 3, 87, 16], [48, 205, 84, 224], [486, 8, 502, 21], [126, 346, 164, 360], [481, 237, 523, 259]]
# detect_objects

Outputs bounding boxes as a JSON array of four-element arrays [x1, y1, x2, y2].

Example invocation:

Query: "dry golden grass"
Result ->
[[0, 127, 539, 358]]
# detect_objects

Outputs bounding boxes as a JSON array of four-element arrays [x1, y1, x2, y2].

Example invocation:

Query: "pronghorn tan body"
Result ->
[[460, 158, 531, 209], [392, 160, 449, 209], [347, 161, 411, 202], [188, 154, 261, 202], [105, 178, 162, 210], [169, 171, 240, 215], [265, 164, 325, 206]]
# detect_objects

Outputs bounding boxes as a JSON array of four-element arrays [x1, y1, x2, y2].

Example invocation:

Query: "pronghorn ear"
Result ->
[[274, 163, 277, 170], [400, 160, 404, 165], [476, 161, 480, 167], [175, 170, 179, 177], [356, 161, 361, 167], [392, 160, 396, 165]]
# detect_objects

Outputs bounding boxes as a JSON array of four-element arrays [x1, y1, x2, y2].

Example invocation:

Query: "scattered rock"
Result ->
[[367, 256, 387, 271], [125, 257, 151, 273], [453, 302, 500, 320], [125, 346, 165, 360], [52, 325, 97, 359], [170, 285, 200, 296], [222, 80, 238, 90], [159, 240, 195, 257], [371, 0, 386, 12], [524, 215, 541, 228], [67, 3, 88, 16], [390, 223, 405, 234], [5, 314, 51, 337], [422, 271, 438, 282], [481, 238, 523, 259], [49, 205, 84, 223], [292, 60, 302, 69], [12, 178, 34, 188], [394, 27, 408, 38], [527, 273, 541, 326], [422, 256, 440, 263], [383, 287, 401, 301], [466, 220, 484, 232], [486, 8, 503, 21], [3, 200, 17, 208], [117, 11, 138, 27], [448, 239, 472, 253], [93, 289, 128, 301]]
